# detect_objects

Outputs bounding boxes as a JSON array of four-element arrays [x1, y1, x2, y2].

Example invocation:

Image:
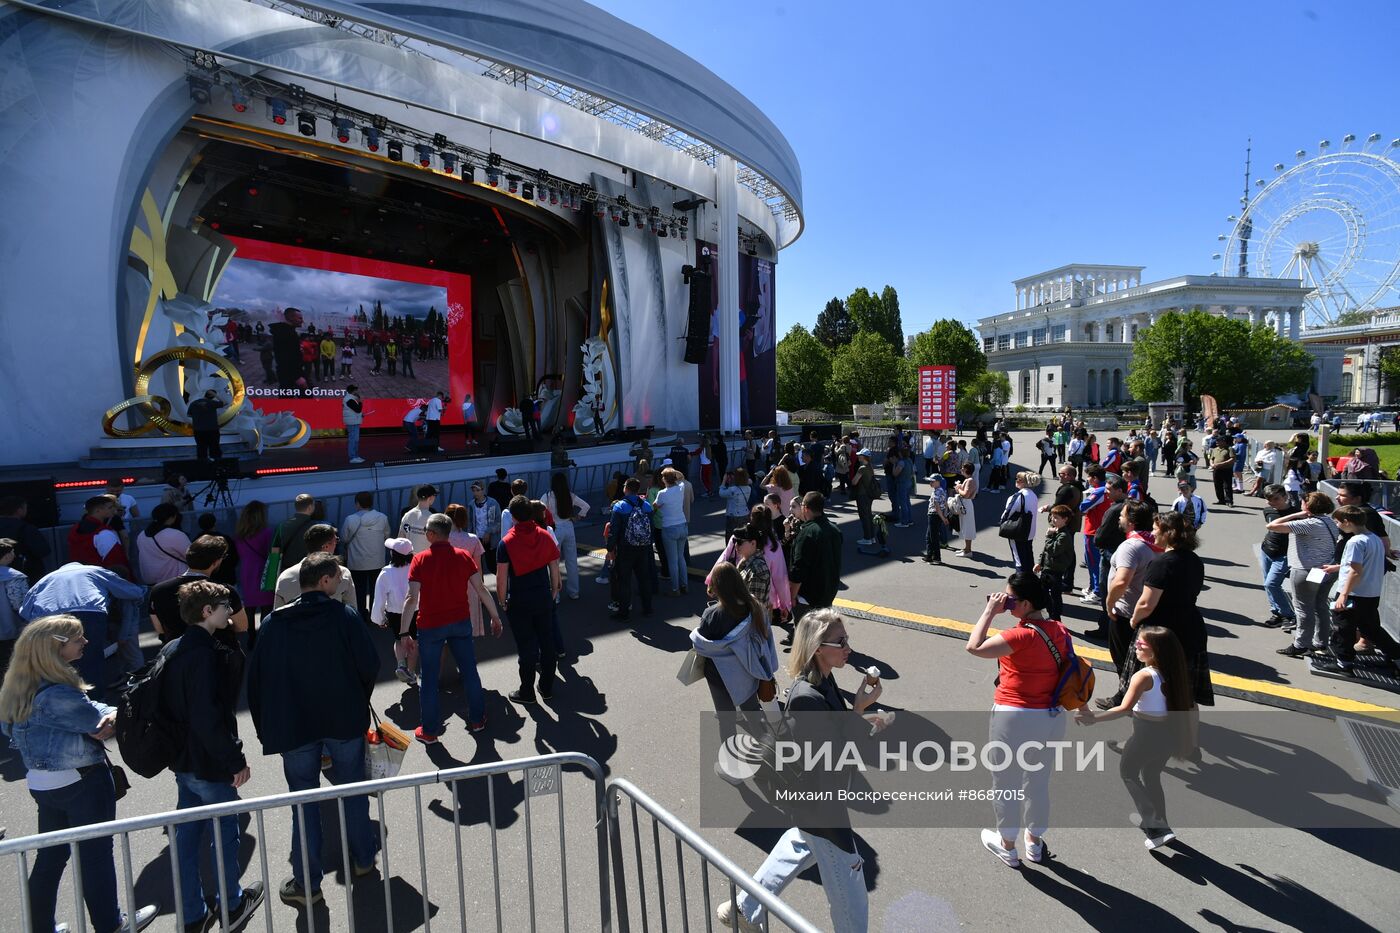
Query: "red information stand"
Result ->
[[917, 365, 956, 431]]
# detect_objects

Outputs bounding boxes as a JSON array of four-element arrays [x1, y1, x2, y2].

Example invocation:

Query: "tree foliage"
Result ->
[[957, 371, 1012, 420], [812, 297, 855, 349], [906, 320, 988, 391], [828, 331, 904, 412], [846, 286, 904, 352], [775, 324, 832, 412], [1379, 346, 1400, 393], [1126, 310, 1315, 407]]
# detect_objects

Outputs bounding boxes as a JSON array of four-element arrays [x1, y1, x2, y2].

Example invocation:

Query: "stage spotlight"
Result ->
[[668, 223, 678, 238], [187, 76, 212, 105], [441, 152, 456, 173], [608, 204, 621, 223], [487, 166, 500, 187], [507, 174, 520, 195], [362, 126, 380, 152], [549, 187, 559, 205], [461, 163, 475, 183], [632, 212, 644, 228], [595, 200, 607, 218], [386, 139, 403, 161], [333, 118, 354, 143], [296, 111, 316, 136], [537, 183, 548, 202], [521, 181, 535, 200], [267, 97, 288, 125], [414, 143, 433, 167], [231, 87, 249, 112]]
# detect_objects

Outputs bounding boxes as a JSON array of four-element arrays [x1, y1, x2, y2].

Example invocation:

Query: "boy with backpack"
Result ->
[[161, 580, 264, 931], [606, 478, 656, 621]]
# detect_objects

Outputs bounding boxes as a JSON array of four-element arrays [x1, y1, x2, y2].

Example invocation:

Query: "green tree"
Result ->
[[828, 331, 904, 412], [956, 371, 1012, 421], [879, 285, 905, 351], [905, 320, 988, 394], [845, 286, 904, 351], [813, 297, 855, 349], [775, 324, 832, 412], [1127, 309, 1314, 406], [1377, 346, 1400, 394], [1332, 309, 1374, 327]]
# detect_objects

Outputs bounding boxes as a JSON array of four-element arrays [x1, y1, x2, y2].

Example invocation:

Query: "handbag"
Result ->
[[676, 648, 707, 686], [998, 494, 1031, 539], [107, 756, 131, 801], [364, 708, 411, 780]]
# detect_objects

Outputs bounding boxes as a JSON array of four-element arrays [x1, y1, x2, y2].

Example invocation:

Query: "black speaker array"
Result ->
[[682, 270, 712, 364], [162, 458, 242, 484]]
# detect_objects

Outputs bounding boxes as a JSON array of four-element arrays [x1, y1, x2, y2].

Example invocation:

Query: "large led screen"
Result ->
[[211, 237, 472, 430]]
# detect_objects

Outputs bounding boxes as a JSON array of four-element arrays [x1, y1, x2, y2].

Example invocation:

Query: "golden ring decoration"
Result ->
[[101, 395, 171, 439], [130, 346, 247, 436]]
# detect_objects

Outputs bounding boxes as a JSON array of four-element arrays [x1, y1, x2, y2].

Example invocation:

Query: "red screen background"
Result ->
[[225, 237, 472, 430]]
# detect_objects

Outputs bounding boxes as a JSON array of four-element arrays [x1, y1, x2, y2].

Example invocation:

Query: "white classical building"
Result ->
[[1300, 307, 1400, 407], [976, 264, 1317, 410]]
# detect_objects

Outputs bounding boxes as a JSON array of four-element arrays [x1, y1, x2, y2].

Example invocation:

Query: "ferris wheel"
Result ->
[[1215, 134, 1400, 328]]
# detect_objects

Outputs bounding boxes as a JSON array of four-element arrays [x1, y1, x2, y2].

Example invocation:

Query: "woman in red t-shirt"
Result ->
[[966, 571, 1073, 869]]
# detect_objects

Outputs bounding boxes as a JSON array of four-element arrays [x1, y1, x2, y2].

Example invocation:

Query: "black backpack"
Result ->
[[114, 641, 183, 779]]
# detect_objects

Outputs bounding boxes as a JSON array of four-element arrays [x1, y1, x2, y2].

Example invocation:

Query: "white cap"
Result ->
[[384, 537, 414, 556]]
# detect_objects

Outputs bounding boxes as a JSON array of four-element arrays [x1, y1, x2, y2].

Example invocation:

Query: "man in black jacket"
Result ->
[[246, 553, 380, 909], [163, 580, 265, 932], [788, 493, 843, 642]]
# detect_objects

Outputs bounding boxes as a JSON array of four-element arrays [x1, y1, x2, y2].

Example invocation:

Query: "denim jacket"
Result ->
[[2, 682, 113, 771]]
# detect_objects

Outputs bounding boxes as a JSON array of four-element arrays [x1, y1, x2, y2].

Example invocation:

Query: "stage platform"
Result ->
[[0, 427, 687, 530]]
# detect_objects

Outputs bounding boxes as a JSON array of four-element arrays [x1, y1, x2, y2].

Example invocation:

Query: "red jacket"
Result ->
[[67, 516, 130, 575]]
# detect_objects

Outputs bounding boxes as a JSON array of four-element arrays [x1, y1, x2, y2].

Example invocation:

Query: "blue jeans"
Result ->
[[661, 523, 688, 591], [895, 482, 913, 524], [418, 620, 485, 732], [28, 765, 120, 933], [1084, 537, 1100, 596], [69, 610, 110, 701], [1259, 551, 1294, 620], [281, 737, 378, 891], [346, 423, 360, 460], [737, 827, 867, 933], [174, 772, 243, 923]]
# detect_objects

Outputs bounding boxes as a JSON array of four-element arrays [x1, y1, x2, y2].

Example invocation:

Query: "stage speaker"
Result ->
[[682, 270, 712, 364], [489, 438, 535, 456], [0, 479, 59, 528], [162, 458, 242, 484]]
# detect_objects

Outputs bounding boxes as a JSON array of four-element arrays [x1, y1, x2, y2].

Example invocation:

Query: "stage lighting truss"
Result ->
[[194, 68, 716, 242]]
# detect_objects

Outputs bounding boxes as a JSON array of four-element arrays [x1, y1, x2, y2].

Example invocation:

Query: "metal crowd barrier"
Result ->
[[0, 752, 610, 933], [607, 779, 821, 933], [0, 755, 821, 932]]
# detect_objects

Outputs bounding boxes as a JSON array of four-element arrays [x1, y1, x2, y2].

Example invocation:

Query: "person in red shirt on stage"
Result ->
[[496, 497, 562, 705], [399, 514, 503, 743], [67, 495, 131, 578]]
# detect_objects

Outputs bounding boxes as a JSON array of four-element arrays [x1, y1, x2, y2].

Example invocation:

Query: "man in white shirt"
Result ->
[[424, 391, 447, 451], [399, 484, 437, 553], [341, 491, 391, 621], [273, 523, 356, 608], [403, 402, 426, 451]]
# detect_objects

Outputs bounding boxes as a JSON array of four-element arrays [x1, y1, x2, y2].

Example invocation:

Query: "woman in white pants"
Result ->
[[965, 572, 1073, 867], [718, 608, 892, 932], [544, 472, 590, 599]]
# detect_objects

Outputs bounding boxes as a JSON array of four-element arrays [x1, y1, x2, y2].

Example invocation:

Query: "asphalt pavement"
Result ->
[[3, 425, 1398, 932]]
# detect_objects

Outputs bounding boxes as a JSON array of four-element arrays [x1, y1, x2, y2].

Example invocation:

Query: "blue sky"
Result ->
[[592, 0, 1400, 337]]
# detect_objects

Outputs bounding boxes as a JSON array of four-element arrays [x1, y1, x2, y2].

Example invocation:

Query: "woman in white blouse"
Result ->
[[544, 472, 591, 599]]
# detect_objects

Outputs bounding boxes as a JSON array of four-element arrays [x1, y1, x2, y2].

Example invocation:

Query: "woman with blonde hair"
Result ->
[[1000, 471, 1042, 571], [0, 616, 157, 933], [718, 608, 888, 932]]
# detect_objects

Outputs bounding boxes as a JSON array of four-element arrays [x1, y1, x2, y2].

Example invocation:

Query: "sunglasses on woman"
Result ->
[[819, 636, 851, 649]]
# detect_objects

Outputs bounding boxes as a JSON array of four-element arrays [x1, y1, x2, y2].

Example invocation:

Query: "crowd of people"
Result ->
[[0, 411, 1396, 933]]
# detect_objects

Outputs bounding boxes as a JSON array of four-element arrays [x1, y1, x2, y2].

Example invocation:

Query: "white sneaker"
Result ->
[[349, 457, 366, 464], [395, 665, 416, 685], [1079, 592, 1100, 604], [1024, 832, 1046, 863], [715, 901, 762, 933], [1144, 831, 1177, 850], [981, 829, 1020, 868], [856, 538, 874, 545]]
